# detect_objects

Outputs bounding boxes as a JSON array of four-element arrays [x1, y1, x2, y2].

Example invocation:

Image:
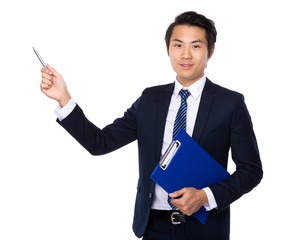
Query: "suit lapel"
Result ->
[[151, 80, 215, 163], [192, 79, 216, 143], [154, 83, 175, 163]]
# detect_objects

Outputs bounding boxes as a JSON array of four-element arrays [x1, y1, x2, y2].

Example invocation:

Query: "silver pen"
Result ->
[[32, 46, 47, 68]]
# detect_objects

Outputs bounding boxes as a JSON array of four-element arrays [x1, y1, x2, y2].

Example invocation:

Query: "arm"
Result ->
[[40, 65, 138, 155], [209, 98, 263, 212], [170, 97, 263, 216], [57, 101, 139, 155]]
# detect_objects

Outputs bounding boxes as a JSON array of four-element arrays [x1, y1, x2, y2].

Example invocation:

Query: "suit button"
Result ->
[[149, 193, 152, 199]]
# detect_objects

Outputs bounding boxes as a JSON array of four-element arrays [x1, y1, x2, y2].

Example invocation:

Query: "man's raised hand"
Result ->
[[40, 64, 71, 107]]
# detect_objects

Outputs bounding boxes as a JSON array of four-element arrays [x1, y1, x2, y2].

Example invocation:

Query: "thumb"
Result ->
[[169, 188, 185, 198], [47, 64, 61, 77]]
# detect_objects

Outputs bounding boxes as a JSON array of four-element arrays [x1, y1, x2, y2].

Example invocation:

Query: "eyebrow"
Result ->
[[171, 39, 205, 44]]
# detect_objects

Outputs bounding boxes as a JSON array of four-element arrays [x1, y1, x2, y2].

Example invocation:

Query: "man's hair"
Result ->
[[165, 11, 217, 56]]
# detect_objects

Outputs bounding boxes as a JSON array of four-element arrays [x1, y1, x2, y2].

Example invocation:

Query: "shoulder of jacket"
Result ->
[[141, 82, 174, 96], [211, 81, 244, 102]]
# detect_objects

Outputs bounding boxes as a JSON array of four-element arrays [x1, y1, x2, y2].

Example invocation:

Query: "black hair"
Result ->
[[165, 11, 217, 57]]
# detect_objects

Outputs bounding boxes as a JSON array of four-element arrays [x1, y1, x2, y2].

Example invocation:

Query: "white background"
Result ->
[[0, 0, 287, 239]]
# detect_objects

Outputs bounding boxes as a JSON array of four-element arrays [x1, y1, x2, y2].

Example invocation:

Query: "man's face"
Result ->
[[168, 25, 214, 87]]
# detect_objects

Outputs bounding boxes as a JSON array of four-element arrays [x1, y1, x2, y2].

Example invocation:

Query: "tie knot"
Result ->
[[179, 89, 191, 101]]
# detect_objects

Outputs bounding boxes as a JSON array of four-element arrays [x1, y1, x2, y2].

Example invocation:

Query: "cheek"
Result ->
[[196, 56, 209, 69], [169, 56, 179, 70]]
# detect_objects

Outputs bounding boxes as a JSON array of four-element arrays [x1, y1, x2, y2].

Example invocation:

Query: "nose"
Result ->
[[181, 46, 192, 59]]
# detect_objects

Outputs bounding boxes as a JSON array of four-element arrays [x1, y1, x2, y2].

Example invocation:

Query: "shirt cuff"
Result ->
[[203, 187, 218, 211], [54, 98, 76, 121]]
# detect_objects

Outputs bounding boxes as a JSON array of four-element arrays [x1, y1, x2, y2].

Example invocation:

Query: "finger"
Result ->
[[41, 68, 49, 73], [42, 78, 53, 86], [170, 197, 190, 213], [169, 188, 186, 198], [41, 67, 53, 76], [170, 198, 179, 206], [40, 82, 51, 90], [171, 195, 184, 205], [42, 72, 53, 81], [47, 64, 61, 77]]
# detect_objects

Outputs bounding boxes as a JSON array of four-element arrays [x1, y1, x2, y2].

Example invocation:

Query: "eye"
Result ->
[[192, 45, 201, 49], [174, 44, 182, 48]]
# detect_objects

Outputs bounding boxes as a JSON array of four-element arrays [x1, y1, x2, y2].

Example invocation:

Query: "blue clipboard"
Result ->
[[150, 129, 230, 224]]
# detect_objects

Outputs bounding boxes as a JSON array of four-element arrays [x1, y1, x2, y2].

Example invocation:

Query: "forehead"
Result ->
[[170, 25, 207, 44]]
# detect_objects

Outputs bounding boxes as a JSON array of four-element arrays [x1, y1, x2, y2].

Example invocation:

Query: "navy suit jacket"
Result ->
[[57, 79, 263, 239]]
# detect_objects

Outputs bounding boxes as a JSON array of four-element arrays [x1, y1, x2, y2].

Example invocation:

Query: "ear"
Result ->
[[208, 44, 215, 59]]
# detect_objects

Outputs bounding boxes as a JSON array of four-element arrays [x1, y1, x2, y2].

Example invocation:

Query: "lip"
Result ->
[[180, 64, 193, 70]]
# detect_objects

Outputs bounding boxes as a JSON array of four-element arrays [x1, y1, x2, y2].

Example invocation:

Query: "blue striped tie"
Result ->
[[167, 89, 191, 210]]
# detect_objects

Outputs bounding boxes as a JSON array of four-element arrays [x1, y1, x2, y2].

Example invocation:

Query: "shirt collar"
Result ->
[[174, 75, 206, 100]]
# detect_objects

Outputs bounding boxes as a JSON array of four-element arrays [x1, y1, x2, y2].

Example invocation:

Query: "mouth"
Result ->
[[180, 64, 193, 70]]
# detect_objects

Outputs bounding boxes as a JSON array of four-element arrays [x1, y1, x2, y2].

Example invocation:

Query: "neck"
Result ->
[[177, 74, 204, 87]]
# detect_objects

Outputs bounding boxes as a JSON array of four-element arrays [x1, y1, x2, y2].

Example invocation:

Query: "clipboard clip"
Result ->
[[159, 140, 181, 170]]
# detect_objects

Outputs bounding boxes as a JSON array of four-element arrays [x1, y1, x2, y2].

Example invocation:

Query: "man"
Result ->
[[40, 11, 263, 240]]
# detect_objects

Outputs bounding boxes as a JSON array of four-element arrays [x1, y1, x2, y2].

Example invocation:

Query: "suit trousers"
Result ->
[[142, 210, 230, 240], [142, 213, 193, 240]]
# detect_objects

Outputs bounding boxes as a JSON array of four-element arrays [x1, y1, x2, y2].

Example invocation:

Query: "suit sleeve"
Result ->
[[209, 97, 263, 213], [56, 97, 140, 155]]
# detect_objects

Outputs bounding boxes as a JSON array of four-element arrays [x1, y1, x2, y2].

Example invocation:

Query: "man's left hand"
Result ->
[[169, 187, 208, 216]]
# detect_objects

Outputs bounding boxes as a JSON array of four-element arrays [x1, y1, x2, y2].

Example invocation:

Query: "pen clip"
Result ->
[[159, 140, 181, 170]]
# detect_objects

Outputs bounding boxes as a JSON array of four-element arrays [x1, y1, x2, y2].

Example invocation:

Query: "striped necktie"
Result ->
[[167, 89, 191, 210]]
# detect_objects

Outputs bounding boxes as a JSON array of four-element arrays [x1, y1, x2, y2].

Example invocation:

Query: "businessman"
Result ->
[[40, 11, 263, 240]]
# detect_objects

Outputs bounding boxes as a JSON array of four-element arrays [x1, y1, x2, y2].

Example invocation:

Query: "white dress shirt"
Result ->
[[150, 76, 217, 210], [55, 76, 217, 211]]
